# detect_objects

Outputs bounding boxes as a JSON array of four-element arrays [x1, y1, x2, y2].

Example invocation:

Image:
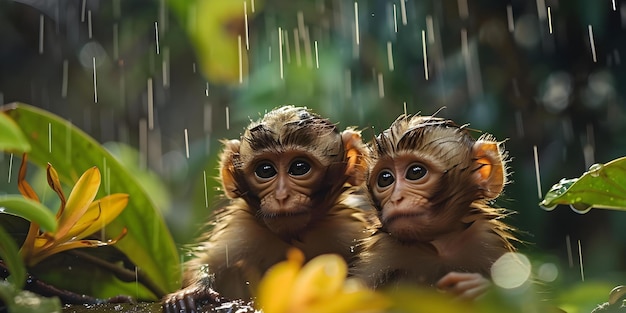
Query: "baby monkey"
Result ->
[[353, 113, 517, 299], [163, 106, 372, 312]]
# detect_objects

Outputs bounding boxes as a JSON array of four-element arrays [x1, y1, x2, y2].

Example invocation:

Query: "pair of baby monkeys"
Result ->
[[163, 105, 517, 311]]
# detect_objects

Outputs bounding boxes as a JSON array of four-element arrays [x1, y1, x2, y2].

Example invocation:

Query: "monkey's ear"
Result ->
[[219, 139, 244, 199], [341, 129, 369, 186], [472, 139, 505, 199]]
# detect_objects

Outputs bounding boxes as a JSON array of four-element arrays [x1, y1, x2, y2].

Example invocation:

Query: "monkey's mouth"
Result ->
[[384, 212, 427, 224], [261, 211, 308, 219], [261, 209, 311, 235], [261, 209, 309, 219]]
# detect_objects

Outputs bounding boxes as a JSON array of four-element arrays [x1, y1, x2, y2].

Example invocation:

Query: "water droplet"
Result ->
[[570, 203, 592, 214], [0, 207, 5, 213], [610, 285, 626, 305], [540, 203, 556, 211], [349, 245, 355, 253], [68, 266, 72, 271], [588, 163, 603, 177]]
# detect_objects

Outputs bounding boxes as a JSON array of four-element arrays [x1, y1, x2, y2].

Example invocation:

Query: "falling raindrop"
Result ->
[[88, 10, 93, 39], [238, 35, 244, 84], [7, 153, 13, 183], [533, 145, 542, 199], [162, 47, 170, 87], [294, 29, 302, 66], [566, 235, 574, 268], [400, 0, 407, 25], [155, 22, 160, 55], [48, 123, 52, 154], [184, 128, 190, 159], [578, 240, 585, 281], [203, 170, 208, 208], [283, 29, 291, 64], [547, 7, 553, 34], [354, 2, 360, 45], [279, 27, 284, 79], [392, 4, 398, 33], [39, 14, 44, 54], [506, 5, 515, 32], [225, 106, 230, 130], [148, 78, 154, 130], [61, 60, 68, 98], [244, 1, 250, 50], [314, 40, 319, 69], [387, 41, 394, 71], [422, 30, 428, 80], [81, 0, 86, 22], [377, 73, 384, 98], [588, 25, 597, 63], [92, 57, 98, 103]]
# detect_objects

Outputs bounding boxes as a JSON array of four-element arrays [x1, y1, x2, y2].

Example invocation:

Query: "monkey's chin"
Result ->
[[262, 211, 311, 236], [384, 215, 435, 242]]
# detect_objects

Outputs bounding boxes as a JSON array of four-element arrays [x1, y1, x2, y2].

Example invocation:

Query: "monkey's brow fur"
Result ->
[[373, 114, 474, 164], [241, 106, 343, 163]]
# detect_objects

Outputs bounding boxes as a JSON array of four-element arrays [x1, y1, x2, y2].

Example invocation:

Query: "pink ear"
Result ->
[[341, 129, 369, 186], [218, 139, 243, 199], [472, 140, 505, 199]]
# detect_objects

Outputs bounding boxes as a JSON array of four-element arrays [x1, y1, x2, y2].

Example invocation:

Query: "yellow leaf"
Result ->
[[74, 193, 129, 240], [55, 167, 101, 240]]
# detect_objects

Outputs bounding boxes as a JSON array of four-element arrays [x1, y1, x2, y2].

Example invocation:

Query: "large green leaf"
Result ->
[[1, 103, 181, 299], [540, 157, 626, 213], [0, 111, 30, 153]]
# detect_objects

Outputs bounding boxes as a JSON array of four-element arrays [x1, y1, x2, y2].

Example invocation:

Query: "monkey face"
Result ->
[[246, 151, 326, 236], [369, 154, 445, 242]]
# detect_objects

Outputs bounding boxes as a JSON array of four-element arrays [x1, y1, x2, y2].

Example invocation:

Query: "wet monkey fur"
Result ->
[[352, 114, 517, 300], [163, 106, 373, 312]]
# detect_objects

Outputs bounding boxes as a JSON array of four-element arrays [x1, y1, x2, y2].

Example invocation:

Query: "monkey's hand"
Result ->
[[162, 283, 223, 313], [436, 272, 490, 301]]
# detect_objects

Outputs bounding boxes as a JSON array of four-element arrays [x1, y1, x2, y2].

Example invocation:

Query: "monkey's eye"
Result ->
[[377, 170, 395, 188], [255, 163, 277, 179], [288, 160, 311, 176], [405, 164, 427, 181]]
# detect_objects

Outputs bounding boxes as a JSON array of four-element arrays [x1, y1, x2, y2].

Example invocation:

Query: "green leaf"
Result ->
[[0, 111, 31, 153], [1, 103, 181, 299], [539, 157, 626, 213], [0, 225, 26, 289], [0, 196, 58, 233]]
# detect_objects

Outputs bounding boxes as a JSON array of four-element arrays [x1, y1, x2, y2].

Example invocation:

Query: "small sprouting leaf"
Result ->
[[539, 157, 626, 213], [0, 112, 30, 153], [0, 196, 58, 233]]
